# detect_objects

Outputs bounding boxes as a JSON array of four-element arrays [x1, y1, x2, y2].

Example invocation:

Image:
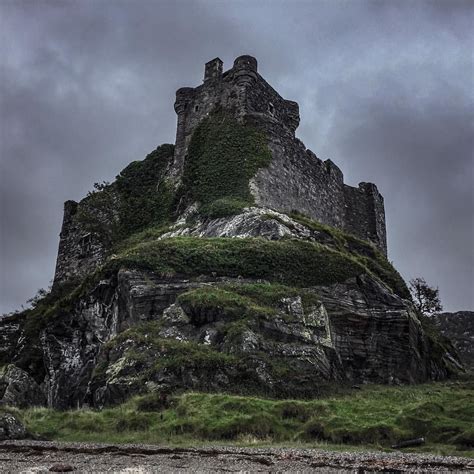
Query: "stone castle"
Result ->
[[54, 55, 386, 285], [3, 56, 461, 413], [169, 55, 386, 253]]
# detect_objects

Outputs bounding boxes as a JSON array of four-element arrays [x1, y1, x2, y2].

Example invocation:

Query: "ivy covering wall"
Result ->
[[181, 113, 272, 217]]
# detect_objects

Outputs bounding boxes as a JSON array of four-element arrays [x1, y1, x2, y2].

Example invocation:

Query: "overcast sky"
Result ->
[[1, 0, 473, 313]]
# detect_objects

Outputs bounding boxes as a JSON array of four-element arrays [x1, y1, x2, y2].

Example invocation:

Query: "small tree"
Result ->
[[409, 277, 443, 316]]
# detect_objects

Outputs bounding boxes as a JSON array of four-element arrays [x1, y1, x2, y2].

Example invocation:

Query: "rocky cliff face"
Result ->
[[431, 311, 474, 370], [0, 208, 462, 409], [0, 59, 464, 408]]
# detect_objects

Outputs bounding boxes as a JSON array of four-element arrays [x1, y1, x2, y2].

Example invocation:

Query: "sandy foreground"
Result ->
[[0, 440, 472, 473]]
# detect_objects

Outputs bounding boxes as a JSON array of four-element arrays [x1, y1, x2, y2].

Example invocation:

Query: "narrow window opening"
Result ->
[[195, 105, 199, 112]]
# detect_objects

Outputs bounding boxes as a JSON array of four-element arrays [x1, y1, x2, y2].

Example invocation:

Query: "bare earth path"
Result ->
[[0, 441, 472, 473]]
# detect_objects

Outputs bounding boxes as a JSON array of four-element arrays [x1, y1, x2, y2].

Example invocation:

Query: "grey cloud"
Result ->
[[1, 0, 472, 313]]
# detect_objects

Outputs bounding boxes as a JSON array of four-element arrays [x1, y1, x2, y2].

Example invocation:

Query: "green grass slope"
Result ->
[[12, 381, 473, 456]]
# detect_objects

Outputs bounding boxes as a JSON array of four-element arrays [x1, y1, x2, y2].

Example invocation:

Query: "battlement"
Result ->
[[204, 57, 223, 82]]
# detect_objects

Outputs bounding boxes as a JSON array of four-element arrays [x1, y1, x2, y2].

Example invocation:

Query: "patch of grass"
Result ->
[[175, 283, 322, 331], [102, 323, 238, 374], [111, 237, 367, 288], [114, 224, 174, 252], [223, 283, 321, 313], [18, 381, 474, 456], [289, 212, 409, 298], [177, 286, 274, 324], [199, 198, 250, 219]]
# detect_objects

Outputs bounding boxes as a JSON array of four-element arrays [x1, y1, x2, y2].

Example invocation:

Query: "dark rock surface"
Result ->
[[0, 413, 28, 441], [431, 311, 474, 369], [0, 365, 46, 408], [3, 272, 458, 409]]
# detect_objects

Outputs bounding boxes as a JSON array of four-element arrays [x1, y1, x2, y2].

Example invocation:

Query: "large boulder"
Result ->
[[0, 412, 28, 440], [0, 365, 46, 408]]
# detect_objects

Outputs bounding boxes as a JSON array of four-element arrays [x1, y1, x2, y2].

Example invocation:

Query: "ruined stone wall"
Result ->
[[343, 183, 387, 255], [53, 200, 106, 287]]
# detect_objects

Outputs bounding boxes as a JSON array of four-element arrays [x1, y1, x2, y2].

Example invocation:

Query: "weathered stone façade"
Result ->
[[170, 55, 387, 253], [54, 55, 386, 287]]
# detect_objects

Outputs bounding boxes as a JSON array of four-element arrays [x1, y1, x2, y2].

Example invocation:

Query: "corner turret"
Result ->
[[233, 55, 258, 72], [204, 57, 223, 82]]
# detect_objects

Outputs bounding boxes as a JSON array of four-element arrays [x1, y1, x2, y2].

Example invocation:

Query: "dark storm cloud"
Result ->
[[1, 0, 473, 312]]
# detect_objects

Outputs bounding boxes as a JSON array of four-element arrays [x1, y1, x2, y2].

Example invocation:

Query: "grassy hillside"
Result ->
[[12, 381, 473, 457]]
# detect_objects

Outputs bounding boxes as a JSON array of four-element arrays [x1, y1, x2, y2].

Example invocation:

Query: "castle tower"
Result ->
[[167, 55, 387, 254]]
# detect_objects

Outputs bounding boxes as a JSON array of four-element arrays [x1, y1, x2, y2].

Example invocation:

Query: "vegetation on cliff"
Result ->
[[76, 144, 175, 246], [2, 113, 460, 416], [111, 237, 366, 287], [287, 212, 410, 299]]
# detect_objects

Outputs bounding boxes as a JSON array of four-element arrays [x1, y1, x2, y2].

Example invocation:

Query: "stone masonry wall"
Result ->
[[170, 55, 387, 253], [343, 183, 387, 255], [53, 200, 106, 287]]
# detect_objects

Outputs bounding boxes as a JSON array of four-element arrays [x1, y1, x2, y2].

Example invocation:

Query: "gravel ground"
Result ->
[[0, 440, 472, 473]]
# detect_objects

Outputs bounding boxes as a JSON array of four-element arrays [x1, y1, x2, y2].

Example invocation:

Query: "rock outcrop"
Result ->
[[0, 208, 462, 409], [0, 56, 463, 410], [431, 311, 474, 370], [0, 413, 28, 440], [0, 365, 46, 408]]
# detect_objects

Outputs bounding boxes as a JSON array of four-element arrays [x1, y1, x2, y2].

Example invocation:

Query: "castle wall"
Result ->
[[250, 145, 347, 229], [170, 55, 387, 253], [53, 200, 106, 287], [343, 183, 387, 254]]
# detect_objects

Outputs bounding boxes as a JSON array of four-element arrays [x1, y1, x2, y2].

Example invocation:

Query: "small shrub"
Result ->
[[135, 393, 171, 412], [115, 412, 152, 432], [278, 401, 311, 422]]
